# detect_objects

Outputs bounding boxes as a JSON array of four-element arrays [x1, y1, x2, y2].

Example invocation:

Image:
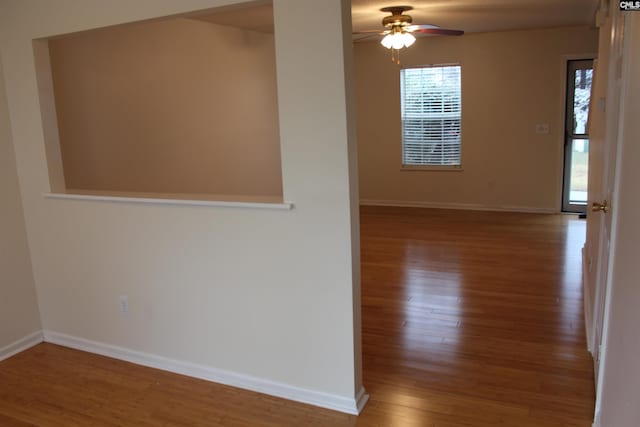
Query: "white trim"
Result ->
[[399, 166, 463, 172], [43, 331, 365, 415], [583, 246, 595, 354], [355, 386, 370, 413], [0, 331, 44, 362], [557, 52, 598, 213], [399, 64, 463, 169], [43, 193, 294, 211], [360, 199, 556, 214]]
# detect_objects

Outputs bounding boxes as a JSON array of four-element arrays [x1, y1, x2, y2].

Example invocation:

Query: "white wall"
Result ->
[[0, 53, 42, 350], [0, 0, 363, 413], [598, 13, 640, 427], [355, 26, 598, 212]]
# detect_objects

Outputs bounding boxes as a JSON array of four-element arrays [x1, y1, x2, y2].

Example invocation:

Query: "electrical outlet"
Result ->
[[119, 295, 129, 313]]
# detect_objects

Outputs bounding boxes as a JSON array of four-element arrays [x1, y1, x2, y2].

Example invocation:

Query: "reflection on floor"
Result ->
[[360, 206, 594, 426], [0, 207, 595, 426]]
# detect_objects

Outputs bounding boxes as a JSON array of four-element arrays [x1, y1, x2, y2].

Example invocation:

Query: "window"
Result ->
[[400, 65, 462, 167]]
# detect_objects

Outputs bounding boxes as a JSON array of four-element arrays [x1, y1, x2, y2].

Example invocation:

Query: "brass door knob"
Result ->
[[592, 200, 609, 213]]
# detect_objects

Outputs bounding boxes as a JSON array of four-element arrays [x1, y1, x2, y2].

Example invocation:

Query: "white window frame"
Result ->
[[400, 63, 463, 171]]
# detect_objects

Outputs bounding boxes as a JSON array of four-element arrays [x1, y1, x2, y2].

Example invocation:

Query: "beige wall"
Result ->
[[0, 54, 42, 349], [355, 26, 598, 212], [49, 17, 282, 199], [0, 0, 362, 412]]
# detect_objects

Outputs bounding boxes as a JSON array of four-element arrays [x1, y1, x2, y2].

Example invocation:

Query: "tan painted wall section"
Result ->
[[0, 54, 42, 347], [355, 26, 598, 211], [49, 17, 283, 199]]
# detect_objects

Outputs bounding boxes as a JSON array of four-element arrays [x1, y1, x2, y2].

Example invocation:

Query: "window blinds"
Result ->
[[400, 65, 462, 166]]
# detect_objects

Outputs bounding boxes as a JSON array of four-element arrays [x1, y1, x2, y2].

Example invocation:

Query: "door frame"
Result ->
[[557, 53, 597, 213], [562, 59, 594, 213]]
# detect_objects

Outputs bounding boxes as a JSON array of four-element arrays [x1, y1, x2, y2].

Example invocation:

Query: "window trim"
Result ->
[[399, 63, 463, 171], [400, 164, 464, 172]]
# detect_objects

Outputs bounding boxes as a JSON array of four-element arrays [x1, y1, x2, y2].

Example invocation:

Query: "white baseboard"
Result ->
[[355, 386, 370, 413], [43, 330, 366, 415], [360, 199, 557, 214], [0, 330, 44, 362], [583, 246, 595, 354]]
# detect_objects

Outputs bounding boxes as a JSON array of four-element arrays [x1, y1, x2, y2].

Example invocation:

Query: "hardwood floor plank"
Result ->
[[0, 207, 595, 426]]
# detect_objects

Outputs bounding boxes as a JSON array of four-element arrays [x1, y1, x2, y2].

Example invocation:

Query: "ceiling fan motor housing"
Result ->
[[381, 6, 413, 28]]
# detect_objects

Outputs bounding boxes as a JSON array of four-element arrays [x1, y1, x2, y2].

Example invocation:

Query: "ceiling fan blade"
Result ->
[[352, 29, 386, 35], [413, 28, 464, 36], [353, 33, 384, 43], [406, 24, 440, 31]]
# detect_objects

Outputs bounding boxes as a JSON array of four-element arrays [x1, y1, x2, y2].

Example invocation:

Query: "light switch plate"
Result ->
[[535, 124, 550, 134]]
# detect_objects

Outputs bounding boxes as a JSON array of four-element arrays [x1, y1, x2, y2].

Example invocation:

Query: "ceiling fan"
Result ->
[[354, 5, 464, 63]]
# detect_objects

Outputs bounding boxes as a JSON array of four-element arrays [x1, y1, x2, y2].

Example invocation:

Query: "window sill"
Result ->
[[43, 191, 294, 210], [400, 165, 463, 172]]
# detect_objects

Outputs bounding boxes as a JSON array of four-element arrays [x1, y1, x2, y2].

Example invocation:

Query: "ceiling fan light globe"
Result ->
[[391, 34, 405, 50], [381, 34, 394, 49], [403, 32, 416, 47]]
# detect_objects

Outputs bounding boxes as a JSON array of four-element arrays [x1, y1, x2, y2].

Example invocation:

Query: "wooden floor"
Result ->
[[0, 207, 595, 426]]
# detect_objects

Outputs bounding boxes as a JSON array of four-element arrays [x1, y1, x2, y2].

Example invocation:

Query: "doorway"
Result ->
[[562, 59, 594, 213]]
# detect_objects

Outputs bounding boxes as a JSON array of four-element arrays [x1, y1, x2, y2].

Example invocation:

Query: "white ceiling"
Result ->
[[352, 0, 600, 34], [191, 0, 600, 35]]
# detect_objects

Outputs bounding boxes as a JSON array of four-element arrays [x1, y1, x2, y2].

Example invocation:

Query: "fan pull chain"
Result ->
[[391, 48, 401, 65]]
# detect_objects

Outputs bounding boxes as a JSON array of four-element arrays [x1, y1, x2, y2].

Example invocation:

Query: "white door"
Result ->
[[584, 5, 626, 386], [592, 11, 640, 426]]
